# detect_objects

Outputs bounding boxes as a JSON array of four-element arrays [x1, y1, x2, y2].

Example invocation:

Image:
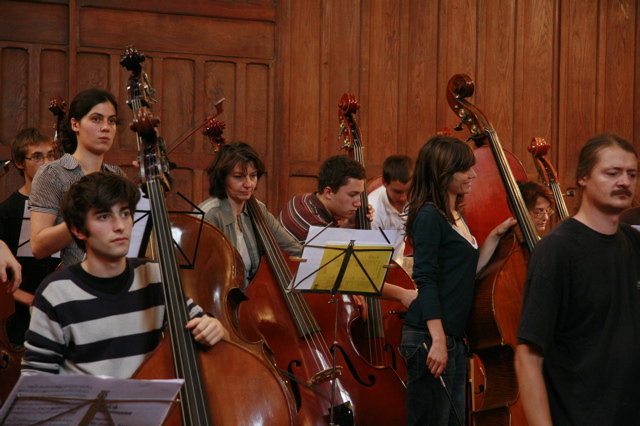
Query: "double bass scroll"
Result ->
[[528, 137, 571, 221]]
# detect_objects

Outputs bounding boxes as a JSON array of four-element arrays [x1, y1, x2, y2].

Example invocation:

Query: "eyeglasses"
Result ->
[[25, 153, 57, 164], [531, 208, 554, 218]]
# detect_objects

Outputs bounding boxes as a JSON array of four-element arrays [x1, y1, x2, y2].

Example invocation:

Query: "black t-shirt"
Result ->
[[517, 218, 640, 425], [0, 191, 60, 346]]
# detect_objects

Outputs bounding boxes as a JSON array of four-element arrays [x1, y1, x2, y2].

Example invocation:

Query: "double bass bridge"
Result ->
[[308, 366, 343, 386]]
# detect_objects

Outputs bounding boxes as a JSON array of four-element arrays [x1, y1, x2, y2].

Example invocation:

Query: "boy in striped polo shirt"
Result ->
[[22, 172, 228, 377]]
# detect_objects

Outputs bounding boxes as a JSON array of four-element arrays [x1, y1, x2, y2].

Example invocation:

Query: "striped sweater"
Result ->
[[21, 258, 204, 378], [278, 192, 335, 244]]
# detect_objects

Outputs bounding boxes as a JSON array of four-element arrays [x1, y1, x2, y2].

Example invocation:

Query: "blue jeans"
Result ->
[[400, 325, 467, 426]]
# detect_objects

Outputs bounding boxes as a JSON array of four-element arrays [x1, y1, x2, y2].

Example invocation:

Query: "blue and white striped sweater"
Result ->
[[22, 258, 204, 378]]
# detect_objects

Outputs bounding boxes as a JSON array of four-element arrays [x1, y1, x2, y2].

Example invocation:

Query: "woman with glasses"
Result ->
[[518, 181, 555, 234], [29, 89, 126, 267]]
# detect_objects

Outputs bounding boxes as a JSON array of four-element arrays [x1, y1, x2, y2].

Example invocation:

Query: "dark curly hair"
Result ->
[[317, 155, 366, 193]]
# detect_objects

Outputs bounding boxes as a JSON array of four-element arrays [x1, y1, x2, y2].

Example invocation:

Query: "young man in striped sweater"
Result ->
[[21, 172, 228, 378]]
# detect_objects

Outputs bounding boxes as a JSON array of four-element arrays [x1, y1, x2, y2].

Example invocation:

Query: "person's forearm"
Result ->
[[515, 343, 553, 426], [31, 222, 73, 258], [380, 283, 417, 308], [14, 289, 34, 306]]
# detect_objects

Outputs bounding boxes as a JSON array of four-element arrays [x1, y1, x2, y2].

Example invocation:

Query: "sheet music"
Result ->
[[128, 191, 151, 258], [17, 202, 60, 258], [0, 375, 183, 425], [290, 226, 396, 294]]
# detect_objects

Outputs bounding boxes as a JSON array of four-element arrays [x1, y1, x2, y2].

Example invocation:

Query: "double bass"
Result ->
[[337, 93, 415, 382], [446, 74, 538, 425], [0, 279, 20, 405], [231, 139, 406, 423], [122, 46, 297, 425], [528, 137, 571, 221]]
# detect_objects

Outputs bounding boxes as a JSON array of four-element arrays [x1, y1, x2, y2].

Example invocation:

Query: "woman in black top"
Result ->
[[401, 135, 514, 425]]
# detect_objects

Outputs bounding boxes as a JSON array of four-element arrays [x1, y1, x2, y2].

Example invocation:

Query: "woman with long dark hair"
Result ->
[[30, 88, 126, 266], [401, 135, 515, 425]]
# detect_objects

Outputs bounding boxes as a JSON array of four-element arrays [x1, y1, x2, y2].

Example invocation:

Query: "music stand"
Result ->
[[0, 375, 183, 426], [289, 225, 395, 425]]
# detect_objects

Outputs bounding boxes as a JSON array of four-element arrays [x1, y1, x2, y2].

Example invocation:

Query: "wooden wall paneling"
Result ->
[[246, 63, 271, 206], [161, 58, 196, 154], [287, 0, 323, 163], [28, 46, 42, 129], [201, 60, 237, 203], [288, 176, 318, 207], [476, 0, 517, 156], [365, 0, 401, 166], [80, 0, 276, 22], [403, 0, 439, 158], [75, 52, 110, 92], [557, 0, 599, 185], [1, 48, 29, 144], [274, 0, 292, 210], [0, 47, 29, 198], [323, 0, 361, 165], [204, 61, 236, 143], [514, 0, 557, 180], [78, 7, 275, 60], [280, 0, 324, 206], [599, 0, 636, 140], [160, 57, 196, 208], [436, 0, 478, 130], [234, 63, 247, 143], [39, 49, 69, 134], [0, 1, 69, 46]]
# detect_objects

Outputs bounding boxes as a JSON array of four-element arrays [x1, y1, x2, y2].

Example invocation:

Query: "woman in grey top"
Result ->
[[29, 89, 126, 266], [198, 142, 301, 284]]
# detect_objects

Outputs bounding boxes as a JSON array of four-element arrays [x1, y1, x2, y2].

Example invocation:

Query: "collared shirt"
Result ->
[[29, 153, 125, 266], [199, 197, 302, 281], [368, 185, 406, 262]]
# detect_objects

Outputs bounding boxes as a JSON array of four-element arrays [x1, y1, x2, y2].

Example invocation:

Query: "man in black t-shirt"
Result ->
[[0, 128, 59, 348], [515, 134, 640, 425]]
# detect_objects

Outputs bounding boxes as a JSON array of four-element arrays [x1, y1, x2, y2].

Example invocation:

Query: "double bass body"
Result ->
[[236, 197, 407, 425], [135, 213, 298, 425], [447, 74, 537, 425]]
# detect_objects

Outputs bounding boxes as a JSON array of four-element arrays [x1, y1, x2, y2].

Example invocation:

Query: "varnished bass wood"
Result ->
[[124, 45, 296, 426], [0, 290, 21, 405], [238, 194, 407, 425], [447, 74, 537, 426], [338, 93, 415, 382]]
